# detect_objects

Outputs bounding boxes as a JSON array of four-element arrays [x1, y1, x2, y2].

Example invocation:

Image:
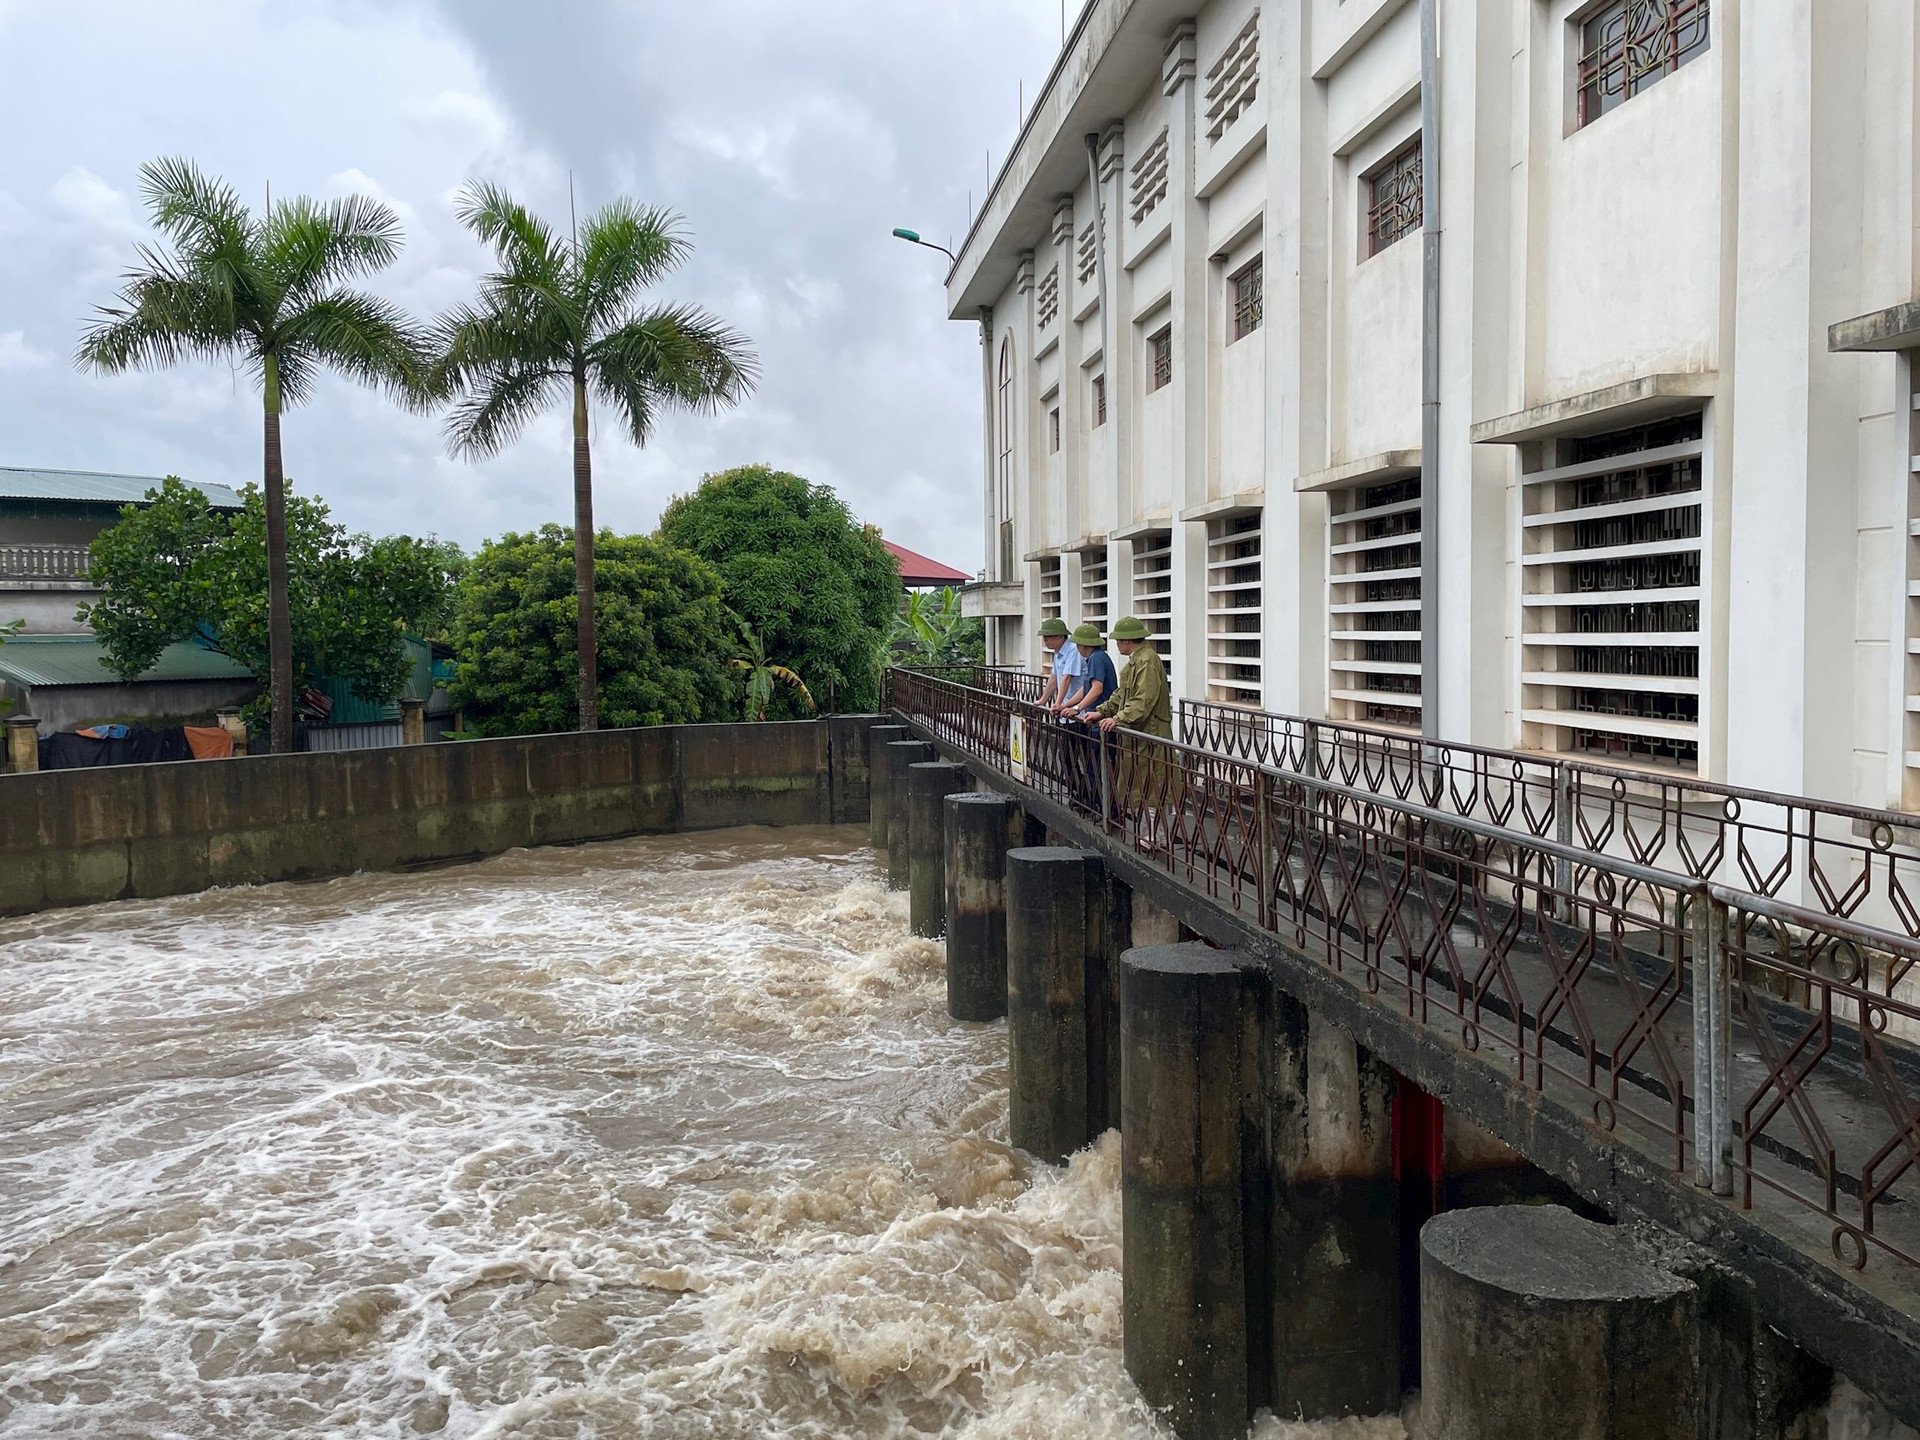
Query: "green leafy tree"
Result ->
[[82, 477, 454, 734], [449, 524, 733, 735], [75, 156, 430, 755], [890, 586, 985, 668], [657, 465, 900, 715], [731, 625, 814, 722], [435, 183, 758, 733]]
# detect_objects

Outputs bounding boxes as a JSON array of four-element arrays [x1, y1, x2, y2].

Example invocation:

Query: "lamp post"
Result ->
[[891, 227, 957, 263]]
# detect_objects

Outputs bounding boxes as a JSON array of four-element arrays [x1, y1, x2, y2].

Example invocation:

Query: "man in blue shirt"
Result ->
[[1035, 616, 1085, 710], [1059, 623, 1118, 718]]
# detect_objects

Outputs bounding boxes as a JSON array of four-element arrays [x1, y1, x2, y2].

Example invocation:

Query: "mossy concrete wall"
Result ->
[[0, 715, 877, 918]]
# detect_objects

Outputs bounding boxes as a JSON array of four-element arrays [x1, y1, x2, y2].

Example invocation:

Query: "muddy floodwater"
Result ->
[[0, 823, 1416, 1438]]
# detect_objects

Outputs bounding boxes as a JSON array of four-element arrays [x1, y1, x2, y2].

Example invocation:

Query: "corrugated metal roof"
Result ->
[[0, 466, 242, 509], [0, 636, 254, 688]]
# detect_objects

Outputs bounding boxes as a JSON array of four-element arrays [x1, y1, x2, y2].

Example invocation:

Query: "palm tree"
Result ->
[[731, 626, 814, 722], [436, 183, 758, 731], [76, 157, 427, 755]]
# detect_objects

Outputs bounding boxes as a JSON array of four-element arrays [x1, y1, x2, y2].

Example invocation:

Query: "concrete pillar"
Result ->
[[1421, 1205, 1698, 1440], [883, 740, 933, 890], [1006, 846, 1098, 1162], [1267, 997, 1402, 1420], [944, 791, 1017, 1019], [1120, 942, 1257, 1440], [866, 723, 909, 849], [399, 697, 425, 745], [215, 708, 248, 757], [907, 761, 970, 938], [6, 715, 38, 774], [1132, 891, 1181, 947]]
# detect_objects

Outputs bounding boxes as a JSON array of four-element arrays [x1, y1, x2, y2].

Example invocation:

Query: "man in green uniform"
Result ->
[[1095, 616, 1173, 834]]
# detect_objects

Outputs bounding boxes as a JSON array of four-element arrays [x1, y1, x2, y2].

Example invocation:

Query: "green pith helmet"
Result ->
[[1111, 615, 1149, 641], [1039, 617, 1070, 637], [1070, 622, 1105, 646]]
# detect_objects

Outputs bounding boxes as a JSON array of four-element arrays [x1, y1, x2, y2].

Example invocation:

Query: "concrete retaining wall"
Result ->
[[0, 715, 877, 917]]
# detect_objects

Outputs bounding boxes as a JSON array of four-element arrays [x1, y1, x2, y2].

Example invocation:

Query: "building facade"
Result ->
[[949, 0, 1920, 809]]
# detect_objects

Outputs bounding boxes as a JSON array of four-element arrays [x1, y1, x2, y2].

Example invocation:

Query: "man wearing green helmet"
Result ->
[[1095, 616, 1171, 739], [1034, 616, 1085, 713], [1057, 621, 1117, 720]]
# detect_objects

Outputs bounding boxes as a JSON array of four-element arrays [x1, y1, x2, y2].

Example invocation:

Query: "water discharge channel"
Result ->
[[0, 824, 1407, 1439]]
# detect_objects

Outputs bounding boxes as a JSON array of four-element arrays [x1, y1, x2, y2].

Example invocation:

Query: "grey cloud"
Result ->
[[0, 0, 1062, 574]]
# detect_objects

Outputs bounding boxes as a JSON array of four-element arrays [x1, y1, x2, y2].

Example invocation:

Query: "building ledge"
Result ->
[[1180, 489, 1264, 522], [1297, 449, 1421, 494], [1830, 300, 1920, 353], [1470, 373, 1717, 446], [1113, 513, 1174, 541], [960, 580, 1025, 619]]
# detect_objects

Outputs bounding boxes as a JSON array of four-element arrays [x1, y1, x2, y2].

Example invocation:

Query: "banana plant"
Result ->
[[731, 625, 814, 721], [889, 585, 984, 667]]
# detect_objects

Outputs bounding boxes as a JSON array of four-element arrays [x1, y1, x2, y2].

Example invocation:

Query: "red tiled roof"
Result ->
[[883, 539, 970, 586]]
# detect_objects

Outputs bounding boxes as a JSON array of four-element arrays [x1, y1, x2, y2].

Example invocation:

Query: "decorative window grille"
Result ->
[[1037, 264, 1060, 329], [1577, 0, 1710, 127], [1204, 10, 1261, 142], [1327, 477, 1423, 729], [1081, 546, 1111, 633], [1148, 326, 1173, 392], [1049, 407, 1061, 454], [1904, 371, 1920, 807], [1092, 373, 1108, 427], [1132, 530, 1175, 667], [1077, 220, 1099, 286], [1364, 139, 1422, 257], [1039, 555, 1063, 655], [1520, 413, 1705, 769], [1206, 514, 1263, 705], [996, 336, 1015, 580], [1230, 256, 1263, 342], [1129, 128, 1170, 225]]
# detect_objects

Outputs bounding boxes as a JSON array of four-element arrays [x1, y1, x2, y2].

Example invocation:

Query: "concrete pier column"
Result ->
[[1266, 998, 1403, 1420], [6, 715, 39, 774], [1132, 891, 1181, 947], [883, 739, 933, 889], [399, 697, 425, 745], [944, 791, 1017, 1019], [1421, 1205, 1698, 1440], [1006, 846, 1099, 1162], [907, 761, 970, 937], [866, 723, 909, 849], [1120, 942, 1257, 1440], [215, 708, 248, 756]]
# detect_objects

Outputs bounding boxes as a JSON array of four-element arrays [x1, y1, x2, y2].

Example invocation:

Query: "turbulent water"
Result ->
[[0, 825, 1412, 1440]]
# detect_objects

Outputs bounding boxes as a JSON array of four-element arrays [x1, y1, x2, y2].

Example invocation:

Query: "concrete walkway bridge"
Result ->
[[885, 665, 1920, 1439]]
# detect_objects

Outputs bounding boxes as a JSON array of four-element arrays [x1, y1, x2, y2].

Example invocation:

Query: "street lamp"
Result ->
[[892, 227, 957, 263]]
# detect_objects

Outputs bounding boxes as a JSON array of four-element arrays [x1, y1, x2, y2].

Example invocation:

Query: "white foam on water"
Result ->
[[0, 826, 1405, 1438]]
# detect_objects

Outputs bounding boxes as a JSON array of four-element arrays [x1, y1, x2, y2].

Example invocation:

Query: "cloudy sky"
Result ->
[[0, 1, 1066, 574]]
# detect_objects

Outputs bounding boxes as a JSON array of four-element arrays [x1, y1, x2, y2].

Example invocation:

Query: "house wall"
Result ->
[[958, 0, 1920, 811]]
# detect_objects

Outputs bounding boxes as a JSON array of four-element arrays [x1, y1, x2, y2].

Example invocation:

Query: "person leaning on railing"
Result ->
[[1056, 623, 1116, 720], [1035, 617, 1085, 712], [1095, 616, 1173, 831]]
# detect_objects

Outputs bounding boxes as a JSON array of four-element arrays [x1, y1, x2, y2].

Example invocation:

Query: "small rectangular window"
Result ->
[[1230, 256, 1263, 342], [1364, 139, 1422, 257], [1576, 0, 1709, 127], [1049, 407, 1061, 453], [1092, 374, 1107, 427], [1148, 326, 1173, 392]]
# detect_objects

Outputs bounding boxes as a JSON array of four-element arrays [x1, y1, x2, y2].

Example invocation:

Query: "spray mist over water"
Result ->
[[0, 825, 1410, 1439]]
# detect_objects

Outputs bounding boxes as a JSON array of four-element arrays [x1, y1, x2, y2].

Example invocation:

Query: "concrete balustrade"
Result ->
[[943, 791, 1017, 1019], [1420, 1205, 1698, 1440], [7, 715, 38, 775], [882, 740, 934, 890], [865, 723, 908, 850], [906, 760, 970, 937], [399, 697, 425, 746]]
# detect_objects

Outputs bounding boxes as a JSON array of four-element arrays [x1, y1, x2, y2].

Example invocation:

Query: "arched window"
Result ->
[[996, 335, 1015, 578]]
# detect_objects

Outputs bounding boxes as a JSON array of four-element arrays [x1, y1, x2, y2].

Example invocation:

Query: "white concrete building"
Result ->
[[949, 0, 1920, 809]]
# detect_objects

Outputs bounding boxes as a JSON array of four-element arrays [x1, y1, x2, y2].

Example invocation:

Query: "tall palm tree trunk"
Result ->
[[262, 355, 295, 755], [571, 374, 597, 731]]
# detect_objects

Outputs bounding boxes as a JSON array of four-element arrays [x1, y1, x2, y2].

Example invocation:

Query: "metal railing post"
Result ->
[[1100, 729, 1114, 833], [1708, 894, 1734, 1197], [1302, 719, 1321, 780], [1553, 765, 1575, 915], [1255, 767, 1276, 928]]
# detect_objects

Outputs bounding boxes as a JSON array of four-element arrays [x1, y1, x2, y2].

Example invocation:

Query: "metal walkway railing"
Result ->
[[892, 666, 1920, 1283]]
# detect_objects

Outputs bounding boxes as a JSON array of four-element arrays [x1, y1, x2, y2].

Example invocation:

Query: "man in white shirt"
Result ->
[[1035, 617, 1085, 712]]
